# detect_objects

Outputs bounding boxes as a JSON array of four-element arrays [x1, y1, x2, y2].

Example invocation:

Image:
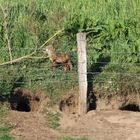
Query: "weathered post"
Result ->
[[77, 32, 87, 115]]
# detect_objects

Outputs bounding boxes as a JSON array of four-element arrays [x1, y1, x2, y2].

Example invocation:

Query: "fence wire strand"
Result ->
[[0, 47, 140, 94]]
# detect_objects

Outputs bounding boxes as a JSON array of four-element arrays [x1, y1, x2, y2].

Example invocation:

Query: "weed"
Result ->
[[0, 0, 140, 106], [58, 136, 90, 140], [0, 105, 17, 140], [44, 109, 60, 130]]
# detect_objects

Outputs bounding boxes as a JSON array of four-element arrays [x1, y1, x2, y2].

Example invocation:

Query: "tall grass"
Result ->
[[1, 0, 140, 62], [0, 0, 140, 102], [0, 105, 16, 140]]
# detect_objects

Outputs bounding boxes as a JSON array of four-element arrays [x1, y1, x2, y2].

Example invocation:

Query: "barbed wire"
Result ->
[[0, 48, 140, 89], [0, 61, 140, 70], [1, 70, 140, 77], [0, 47, 140, 54], [0, 79, 140, 84], [0, 71, 139, 78]]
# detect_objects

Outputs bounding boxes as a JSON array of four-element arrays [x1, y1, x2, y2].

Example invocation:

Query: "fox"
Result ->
[[43, 45, 73, 71]]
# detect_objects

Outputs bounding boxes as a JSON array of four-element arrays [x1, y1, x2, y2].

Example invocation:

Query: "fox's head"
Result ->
[[43, 45, 53, 55]]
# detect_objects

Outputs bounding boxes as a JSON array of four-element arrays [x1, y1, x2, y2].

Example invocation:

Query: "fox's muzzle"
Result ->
[[43, 49, 48, 54]]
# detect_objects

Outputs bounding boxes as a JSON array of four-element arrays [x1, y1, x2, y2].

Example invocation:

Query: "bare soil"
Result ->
[[6, 89, 140, 140], [9, 87, 47, 112], [7, 111, 60, 140], [6, 109, 140, 140], [60, 110, 140, 140]]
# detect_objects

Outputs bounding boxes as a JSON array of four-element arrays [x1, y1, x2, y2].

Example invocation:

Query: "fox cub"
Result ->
[[43, 45, 73, 71]]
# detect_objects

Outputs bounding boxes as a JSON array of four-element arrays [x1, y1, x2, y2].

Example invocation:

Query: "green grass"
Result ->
[[0, 0, 140, 104], [58, 136, 90, 140], [44, 109, 60, 130], [0, 124, 16, 140], [58, 137, 75, 140], [0, 104, 9, 118], [94, 64, 140, 98], [0, 105, 17, 140]]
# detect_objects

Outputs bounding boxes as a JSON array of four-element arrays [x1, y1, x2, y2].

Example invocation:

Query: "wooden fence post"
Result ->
[[77, 32, 87, 115]]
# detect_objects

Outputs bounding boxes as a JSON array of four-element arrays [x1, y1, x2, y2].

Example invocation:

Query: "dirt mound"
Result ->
[[6, 87, 140, 140], [9, 87, 47, 112], [59, 91, 140, 114], [60, 110, 140, 140], [59, 94, 78, 114], [6, 109, 140, 140], [59, 94, 140, 114], [96, 95, 140, 112], [7, 111, 59, 140]]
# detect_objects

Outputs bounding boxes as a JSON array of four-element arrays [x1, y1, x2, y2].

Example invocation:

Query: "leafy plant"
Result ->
[[0, 105, 17, 140], [0, 0, 140, 104], [44, 109, 60, 130], [58, 136, 90, 140], [94, 64, 140, 98]]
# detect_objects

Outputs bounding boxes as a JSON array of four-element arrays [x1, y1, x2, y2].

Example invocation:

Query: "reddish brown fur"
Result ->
[[43, 45, 73, 71]]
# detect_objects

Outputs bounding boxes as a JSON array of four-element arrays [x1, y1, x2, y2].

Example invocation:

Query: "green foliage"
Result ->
[[94, 64, 140, 98], [58, 137, 75, 140], [0, 65, 25, 100], [44, 109, 60, 130], [58, 136, 90, 140], [0, 0, 140, 102], [0, 123, 16, 140], [0, 134, 15, 140], [79, 137, 89, 140], [0, 103, 9, 118], [0, 105, 17, 140]]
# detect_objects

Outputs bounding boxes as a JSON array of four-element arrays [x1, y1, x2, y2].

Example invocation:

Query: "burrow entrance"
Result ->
[[59, 95, 78, 114], [59, 93, 140, 114], [119, 103, 140, 112], [9, 87, 47, 112]]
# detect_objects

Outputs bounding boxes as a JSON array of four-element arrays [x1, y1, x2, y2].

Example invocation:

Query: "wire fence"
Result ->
[[0, 47, 140, 100]]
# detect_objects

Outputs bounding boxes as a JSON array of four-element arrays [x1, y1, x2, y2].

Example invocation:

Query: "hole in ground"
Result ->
[[9, 87, 44, 112], [59, 95, 78, 114], [16, 96, 31, 112], [120, 103, 140, 112], [10, 90, 32, 112]]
